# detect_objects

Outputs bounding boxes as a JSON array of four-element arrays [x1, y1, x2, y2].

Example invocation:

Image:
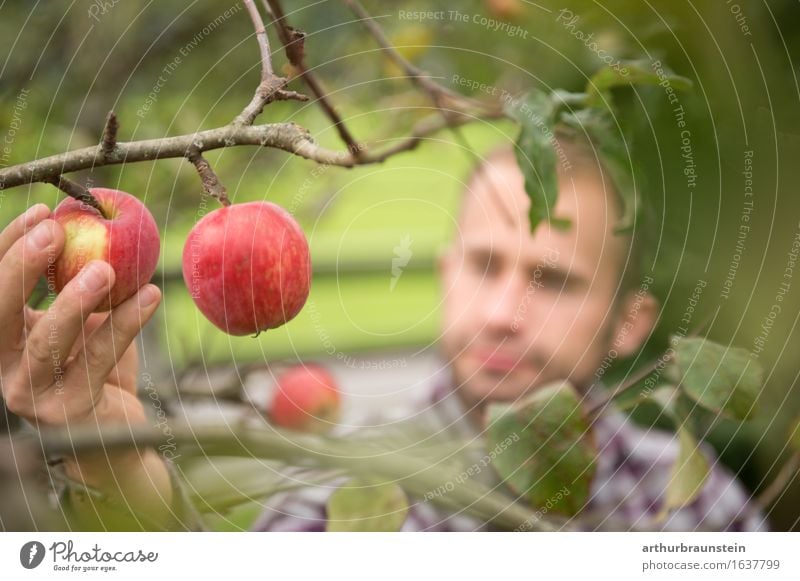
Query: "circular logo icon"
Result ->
[[19, 541, 46, 569]]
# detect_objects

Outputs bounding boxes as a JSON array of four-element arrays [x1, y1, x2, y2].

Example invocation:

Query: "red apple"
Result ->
[[52, 188, 160, 311], [182, 201, 311, 336], [486, 0, 523, 21], [270, 364, 341, 432]]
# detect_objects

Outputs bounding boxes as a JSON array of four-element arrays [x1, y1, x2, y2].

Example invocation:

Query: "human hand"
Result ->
[[0, 203, 161, 430]]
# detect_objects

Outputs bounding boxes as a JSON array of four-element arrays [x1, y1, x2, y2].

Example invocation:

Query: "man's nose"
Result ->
[[481, 269, 529, 335]]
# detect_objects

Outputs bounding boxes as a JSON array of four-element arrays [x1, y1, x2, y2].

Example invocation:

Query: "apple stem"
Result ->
[[187, 150, 231, 207], [44, 176, 107, 218]]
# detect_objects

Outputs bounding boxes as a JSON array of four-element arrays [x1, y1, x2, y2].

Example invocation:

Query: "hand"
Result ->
[[0, 204, 162, 429], [0, 204, 173, 527]]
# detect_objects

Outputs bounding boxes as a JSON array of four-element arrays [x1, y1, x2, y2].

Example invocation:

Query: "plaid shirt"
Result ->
[[251, 369, 768, 532]]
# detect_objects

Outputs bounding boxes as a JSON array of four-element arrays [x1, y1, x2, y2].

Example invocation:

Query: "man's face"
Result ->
[[439, 151, 629, 409]]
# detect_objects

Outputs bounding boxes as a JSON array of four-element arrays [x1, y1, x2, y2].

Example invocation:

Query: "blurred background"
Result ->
[[1, 0, 799, 530]]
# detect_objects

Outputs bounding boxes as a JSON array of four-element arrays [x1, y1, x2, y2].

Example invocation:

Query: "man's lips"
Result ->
[[470, 347, 527, 373]]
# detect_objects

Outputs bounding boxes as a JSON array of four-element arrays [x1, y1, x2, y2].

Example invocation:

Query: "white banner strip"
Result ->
[[1, 532, 798, 580]]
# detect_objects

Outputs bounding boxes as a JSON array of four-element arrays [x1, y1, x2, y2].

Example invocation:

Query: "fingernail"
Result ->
[[138, 284, 161, 308], [27, 220, 53, 251], [78, 261, 111, 293]]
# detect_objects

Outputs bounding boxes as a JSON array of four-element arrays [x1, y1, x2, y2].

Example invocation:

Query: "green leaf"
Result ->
[[657, 426, 711, 519], [672, 337, 763, 421], [487, 381, 596, 516], [560, 108, 639, 233], [586, 60, 693, 109], [326, 477, 409, 532], [507, 91, 561, 233], [646, 384, 680, 416]]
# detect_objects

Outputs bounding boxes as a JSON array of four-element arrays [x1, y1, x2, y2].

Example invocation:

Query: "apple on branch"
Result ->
[[52, 188, 161, 311], [182, 201, 311, 336], [269, 364, 341, 433]]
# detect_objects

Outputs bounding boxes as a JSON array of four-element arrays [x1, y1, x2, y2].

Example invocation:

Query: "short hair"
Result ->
[[459, 132, 645, 297]]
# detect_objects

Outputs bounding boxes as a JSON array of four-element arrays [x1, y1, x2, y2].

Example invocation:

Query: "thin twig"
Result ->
[[194, 468, 348, 514], [43, 176, 104, 215], [263, 0, 363, 156], [342, 0, 501, 166], [358, 108, 504, 163], [101, 111, 119, 158], [235, 0, 309, 126], [756, 450, 800, 511], [245, 0, 273, 80], [343, 0, 497, 116], [586, 311, 716, 419], [186, 149, 231, 207], [586, 354, 671, 419]]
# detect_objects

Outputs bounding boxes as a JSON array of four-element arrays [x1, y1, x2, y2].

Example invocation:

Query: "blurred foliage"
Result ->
[[2, 0, 800, 529]]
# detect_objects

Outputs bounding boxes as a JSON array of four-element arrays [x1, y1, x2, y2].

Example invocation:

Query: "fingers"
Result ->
[[18, 260, 115, 391], [67, 284, 161, 403], [0, 217, 65, 346], [0, 203, 50, 258]]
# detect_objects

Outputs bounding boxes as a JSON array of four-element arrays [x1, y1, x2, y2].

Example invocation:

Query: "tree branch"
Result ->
[[356, 108, 504, 163], [0, 3, 505, 195], [586, 354, 672, 420], [0, 124, 353, 190], [245, 0, 274, 80], [1, 109, 506, 192], [262, 0, 363, 156], [101, 111, 119, 158], [343, 0, 498, 116], [234, 0, 309, 126], [27, 422, 561, 532], [342, 0, 500, 166], [586, 311, 716, 419]]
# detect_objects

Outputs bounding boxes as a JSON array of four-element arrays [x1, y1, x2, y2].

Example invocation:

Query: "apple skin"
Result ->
[[182, 201, 311, 336], [269, 365, 341, 432], [52, 188, 161, 312]]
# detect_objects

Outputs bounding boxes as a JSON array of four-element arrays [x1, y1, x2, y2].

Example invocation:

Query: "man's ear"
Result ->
[[611, 290, 659, 358]]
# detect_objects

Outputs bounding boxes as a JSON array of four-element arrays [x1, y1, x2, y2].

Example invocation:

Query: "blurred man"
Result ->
[[254, 136, 766, 531], [0, 132, 766, 532]]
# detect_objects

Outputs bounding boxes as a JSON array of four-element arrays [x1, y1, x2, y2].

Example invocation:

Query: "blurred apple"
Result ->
[[182, 201, 311, 336], [270, 364, 341, 433], [486, 0, 524, 21], [52, 188, 160, 311]]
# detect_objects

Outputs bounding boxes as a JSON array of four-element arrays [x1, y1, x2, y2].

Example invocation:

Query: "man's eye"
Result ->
[[469, 251, 501, 276], [531, 269, 571, 290]]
